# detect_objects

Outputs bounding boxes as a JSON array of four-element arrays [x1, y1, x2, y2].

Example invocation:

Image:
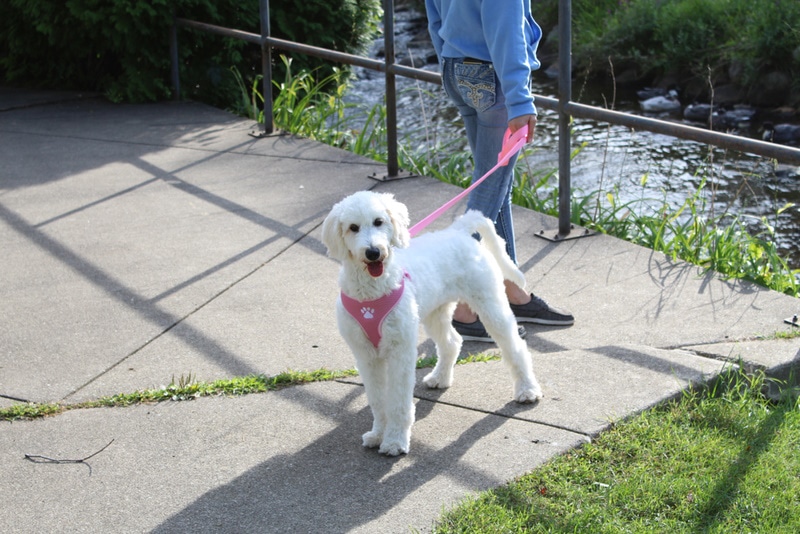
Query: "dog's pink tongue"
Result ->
[[367, 261, 384, 277]]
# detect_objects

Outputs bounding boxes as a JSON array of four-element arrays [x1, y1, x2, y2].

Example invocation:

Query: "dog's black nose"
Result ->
[[365, 247, 381, 261]]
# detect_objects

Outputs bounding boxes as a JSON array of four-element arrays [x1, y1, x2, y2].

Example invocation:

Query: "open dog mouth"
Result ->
[[366, 260, 384, 277]]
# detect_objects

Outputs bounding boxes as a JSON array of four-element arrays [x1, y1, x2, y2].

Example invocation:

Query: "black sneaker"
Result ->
[[452, 318, 527, 342], [510, 293, 574, 325]]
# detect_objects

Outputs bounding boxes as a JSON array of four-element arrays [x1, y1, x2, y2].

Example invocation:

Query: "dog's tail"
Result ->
[[456, 210, 526, 289]]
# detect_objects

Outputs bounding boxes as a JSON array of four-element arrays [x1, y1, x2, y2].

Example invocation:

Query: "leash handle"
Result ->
[[409, 125, 528, 237]]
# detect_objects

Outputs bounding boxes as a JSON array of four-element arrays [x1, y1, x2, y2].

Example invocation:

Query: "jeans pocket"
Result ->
[[454, 62, 497, 113]]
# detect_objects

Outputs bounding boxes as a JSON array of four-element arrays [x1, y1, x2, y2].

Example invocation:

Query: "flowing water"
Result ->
[[345, 7, 800, 270]]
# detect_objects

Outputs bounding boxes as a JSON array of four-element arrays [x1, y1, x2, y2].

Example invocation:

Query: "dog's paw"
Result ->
[[514, 381, 543, 403], [514, 388, 542, 403], [378, 439, 409, 456], [422, 370, 453, 389], [362, 430, 383, 448], [514, 377, 543, 403]]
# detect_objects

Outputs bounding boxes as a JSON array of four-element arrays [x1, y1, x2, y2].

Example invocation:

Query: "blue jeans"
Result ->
[[441, 57, 520, 263]]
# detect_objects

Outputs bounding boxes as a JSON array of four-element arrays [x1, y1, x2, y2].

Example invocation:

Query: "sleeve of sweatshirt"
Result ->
[[425, 0, 445, 61], [481, 0, 542, 119]]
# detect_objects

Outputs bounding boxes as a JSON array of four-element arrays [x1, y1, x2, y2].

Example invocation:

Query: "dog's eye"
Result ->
[[349, 224, 359, 233], [373, 218, 384, 227]]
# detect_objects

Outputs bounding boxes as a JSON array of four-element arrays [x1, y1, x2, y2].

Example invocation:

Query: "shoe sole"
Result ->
[[458, 327, 528, 343], [515, 317, 574, 326], [459, 334, 494, 342]]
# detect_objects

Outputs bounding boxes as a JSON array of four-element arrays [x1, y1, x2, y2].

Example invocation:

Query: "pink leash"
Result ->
[[408, 125, 528, 237]]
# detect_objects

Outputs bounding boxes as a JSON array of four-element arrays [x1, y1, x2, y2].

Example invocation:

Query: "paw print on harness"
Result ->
[[339, 272, 408, 348]]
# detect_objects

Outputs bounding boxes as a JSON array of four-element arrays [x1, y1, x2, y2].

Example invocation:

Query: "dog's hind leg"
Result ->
[[422, 302, 461, 389], [475, 305, 542, 403]]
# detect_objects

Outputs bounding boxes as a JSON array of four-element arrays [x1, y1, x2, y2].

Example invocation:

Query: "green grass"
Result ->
[[416, 352, 501, 369], [0, 368, 357, 421], [433, 368, 800, 533], [0, 353, 506, 422]]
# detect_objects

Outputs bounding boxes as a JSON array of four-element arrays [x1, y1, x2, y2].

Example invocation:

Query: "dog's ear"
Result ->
[[321, 202, 347, 261], [382, 194, 411, 249]]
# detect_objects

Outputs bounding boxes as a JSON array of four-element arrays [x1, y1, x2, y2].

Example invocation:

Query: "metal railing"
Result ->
[[171, 0, 800, 239]]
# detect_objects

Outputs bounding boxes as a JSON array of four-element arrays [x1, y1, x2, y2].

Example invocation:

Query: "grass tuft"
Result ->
[[0, 368, 358, 422], [417, 352, 502, 369]]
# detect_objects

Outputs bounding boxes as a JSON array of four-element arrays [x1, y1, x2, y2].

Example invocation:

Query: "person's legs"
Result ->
[[443, 59, 524, 326], [442, 59, 573, 334], [442, 58, 519, 261]]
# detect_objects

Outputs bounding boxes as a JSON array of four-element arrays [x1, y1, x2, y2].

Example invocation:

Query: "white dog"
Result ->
[[322, 191, 541, 455]]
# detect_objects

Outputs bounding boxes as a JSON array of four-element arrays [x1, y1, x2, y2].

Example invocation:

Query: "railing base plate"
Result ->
[[534, 226, 595, 242], [248, 127, 283, 138], [368, 170, 417, 181]]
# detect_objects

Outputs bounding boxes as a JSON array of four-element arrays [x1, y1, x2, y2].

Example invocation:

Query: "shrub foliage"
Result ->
[[0, 0, 381, 104], [532, 0, 800, 103]]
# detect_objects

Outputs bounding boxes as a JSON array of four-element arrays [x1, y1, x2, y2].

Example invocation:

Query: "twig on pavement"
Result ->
[[24, 439, 115, 475]]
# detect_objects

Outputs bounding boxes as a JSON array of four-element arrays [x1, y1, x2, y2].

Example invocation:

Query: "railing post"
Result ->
[[383, 0, 400, 178], [557, 0, 573, 237], [259, 0, 274, 135]]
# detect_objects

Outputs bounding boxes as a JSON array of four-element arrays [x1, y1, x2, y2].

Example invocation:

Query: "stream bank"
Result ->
[[347, 2, 800, 269]]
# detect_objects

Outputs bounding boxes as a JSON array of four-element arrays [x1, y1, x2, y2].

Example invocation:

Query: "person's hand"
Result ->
[[508, 114, 537, 143]]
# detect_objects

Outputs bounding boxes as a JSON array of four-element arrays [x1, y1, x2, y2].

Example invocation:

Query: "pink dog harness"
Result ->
[[340, 273, 409, 348]]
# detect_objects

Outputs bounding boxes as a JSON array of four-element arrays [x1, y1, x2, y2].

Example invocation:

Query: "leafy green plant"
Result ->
[[256, 55, 391, 160], [270, 56, 349, 139], [587, 181, 800, 297], [270, 0, 382, 77], [230, 66, 264, 122], [534, 0, 800, 102], [0, 0, 381, 104]]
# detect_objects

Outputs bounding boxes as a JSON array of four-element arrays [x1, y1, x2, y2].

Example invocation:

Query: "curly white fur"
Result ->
[[322, 191, 542, 455]]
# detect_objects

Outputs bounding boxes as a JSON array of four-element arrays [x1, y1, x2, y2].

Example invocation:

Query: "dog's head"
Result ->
[[321, 191, 410, 277]]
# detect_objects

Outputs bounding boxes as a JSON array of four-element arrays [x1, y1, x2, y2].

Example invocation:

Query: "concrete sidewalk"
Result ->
[[1, 89, 798, 533]]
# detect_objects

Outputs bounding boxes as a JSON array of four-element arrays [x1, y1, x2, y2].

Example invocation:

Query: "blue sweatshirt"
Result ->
[[425, 0, 542, 119]]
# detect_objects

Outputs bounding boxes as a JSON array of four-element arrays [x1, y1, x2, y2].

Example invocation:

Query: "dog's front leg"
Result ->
[[377, 341, 417, 456], [378, 360, 415, 455], [356, 355, 388, 449]]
